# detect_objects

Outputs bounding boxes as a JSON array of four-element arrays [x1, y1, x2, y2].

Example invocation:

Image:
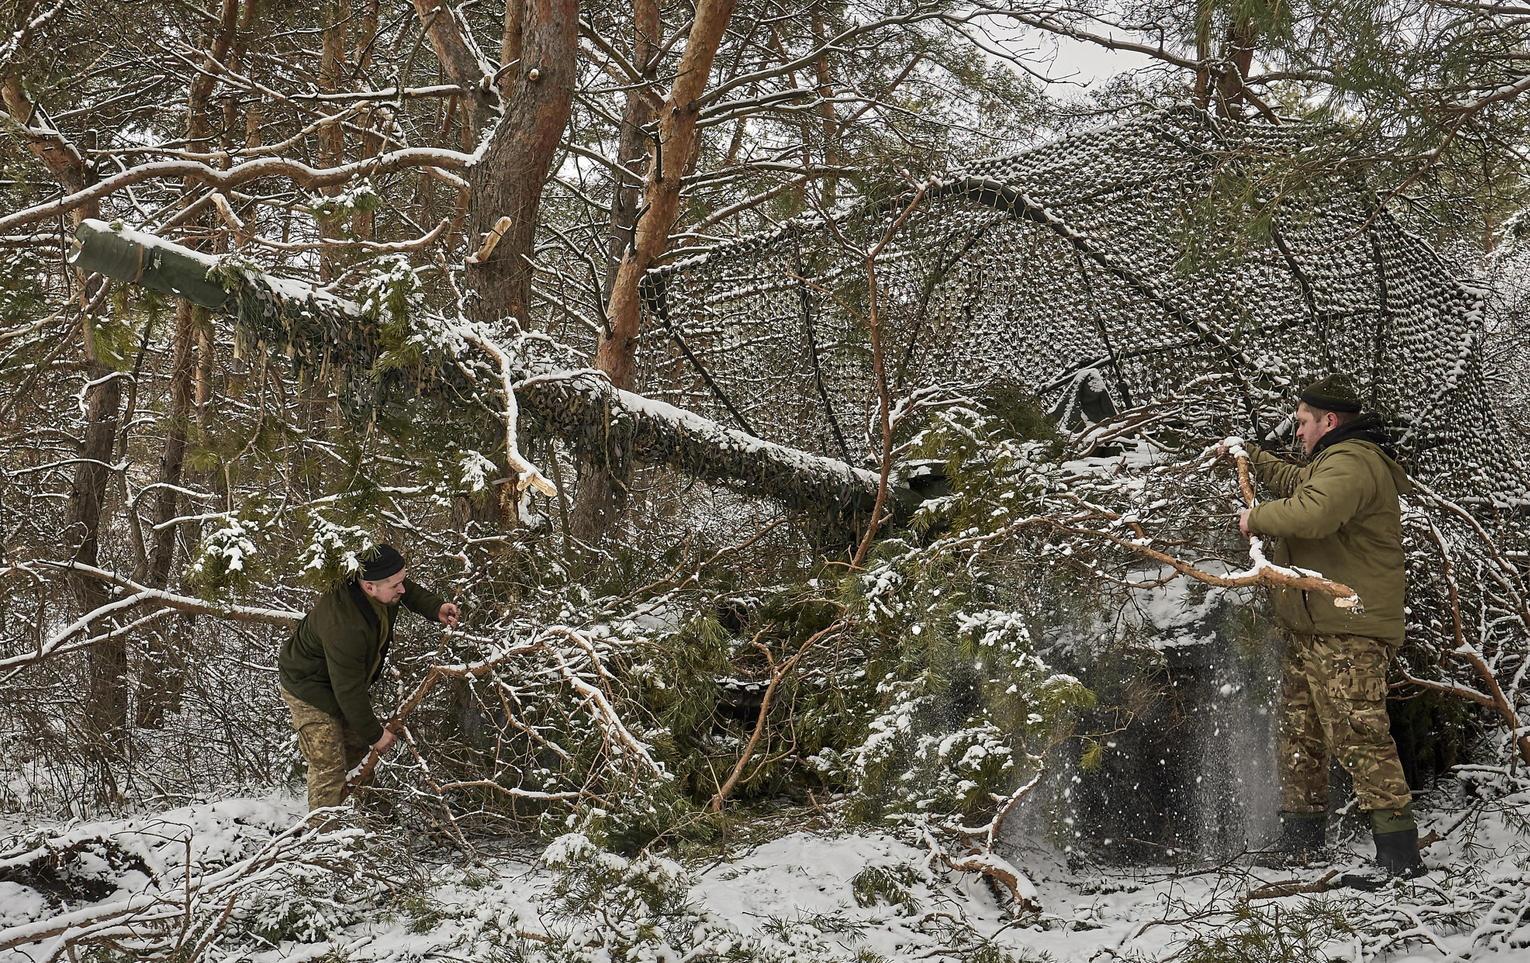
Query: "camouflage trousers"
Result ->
[[1279, 632, 1413, 817], [281, 688, 369, 811]]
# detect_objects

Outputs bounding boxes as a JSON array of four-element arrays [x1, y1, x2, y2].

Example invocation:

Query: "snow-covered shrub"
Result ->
[[841, 391, 1095, 831], [361, 255, 431, 369], [294, 513, 378, 587], [850, 862, 922, 914], [538, 832, 747, 961], [307, 179, 381, 224], [847, 539, 1093, 827], [186, 511, 264, 591], [1168, 898, 1359, 963], [228, 861, 373, 945]]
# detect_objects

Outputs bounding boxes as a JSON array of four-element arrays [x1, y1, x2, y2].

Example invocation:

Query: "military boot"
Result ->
[[1339, 807, 1426, 890], [1373, 825, 1425, 877], [1251, 811, 1326, 867]]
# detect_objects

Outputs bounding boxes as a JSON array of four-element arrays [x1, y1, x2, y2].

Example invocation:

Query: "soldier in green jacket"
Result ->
[[1229, 374, 1423, 878], [278, 544, 459, 811]]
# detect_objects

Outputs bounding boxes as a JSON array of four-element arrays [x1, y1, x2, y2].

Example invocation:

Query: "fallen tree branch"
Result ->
[[462, 330, 557, 501], [919, 821, 1040, 915], [1039, 517, 1359, 603], [0, 816, 335, 958], [708, 618, 847, 812], [71, 220, 891, 521], [16, 560, 302, 625], [344, 625, 662, 799], [1246, 868, 1341, 901], [1412, 515, 1530, 767], [1, 149, 475, 232]]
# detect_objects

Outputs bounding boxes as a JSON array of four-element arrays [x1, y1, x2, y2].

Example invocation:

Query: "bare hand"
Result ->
[[1238, 508, 1252, 537], [372, 729, 397, 754], [438, 602, 460, 627]]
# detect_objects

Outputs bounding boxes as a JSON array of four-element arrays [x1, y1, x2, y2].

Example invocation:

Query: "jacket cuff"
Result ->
[[354, 716, 384, 745]]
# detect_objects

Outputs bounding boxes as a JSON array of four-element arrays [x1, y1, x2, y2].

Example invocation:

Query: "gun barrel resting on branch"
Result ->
[[71, 219, 892, 524]]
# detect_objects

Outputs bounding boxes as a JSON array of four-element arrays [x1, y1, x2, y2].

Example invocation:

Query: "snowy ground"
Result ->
[[3, 775, 1529, 962]]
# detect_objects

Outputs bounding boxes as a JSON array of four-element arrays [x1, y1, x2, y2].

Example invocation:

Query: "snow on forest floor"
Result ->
[[3, 777, 1530, 962]]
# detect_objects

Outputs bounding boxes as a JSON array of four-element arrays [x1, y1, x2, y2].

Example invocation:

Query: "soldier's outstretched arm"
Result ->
[[1247, 443, 1304, 498], [401, 579, 448, 622], [1247, 451, 1370, 540]]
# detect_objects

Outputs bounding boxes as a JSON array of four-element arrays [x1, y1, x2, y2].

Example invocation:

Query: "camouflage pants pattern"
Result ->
[[281, 688, 369, 811], [1279, 632, 1413, 816]]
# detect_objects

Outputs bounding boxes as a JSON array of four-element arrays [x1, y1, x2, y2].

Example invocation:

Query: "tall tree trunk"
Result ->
[[0, 71, 129, 741], [134, 304, 201, 729], [572, 0, 738, 538], [576, 0, 661, 543], [135, 0, 243, 730], [75, 352, 125, 740], [810, 8, 841, 210], [352, 0, 382, 242], [410, 0, 498, 131], [405, 0, 572, 526], [501, 0, 525, 98], [464, 0, 577, 324], [1214, 15, 1258, 118], [317, 0, 349, 283], [1192, 0, 1214, 110], [602, 0, 660, 297]]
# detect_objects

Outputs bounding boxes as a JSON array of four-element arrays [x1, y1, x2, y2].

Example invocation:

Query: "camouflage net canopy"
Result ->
[[640, 108, 1530, 508]]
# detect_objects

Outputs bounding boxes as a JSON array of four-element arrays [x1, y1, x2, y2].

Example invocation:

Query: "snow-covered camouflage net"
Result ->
[[641, 108, 1529, 507]]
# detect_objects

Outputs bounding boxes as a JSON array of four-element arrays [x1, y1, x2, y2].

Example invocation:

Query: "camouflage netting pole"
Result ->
[[70, 220, 885, 524]]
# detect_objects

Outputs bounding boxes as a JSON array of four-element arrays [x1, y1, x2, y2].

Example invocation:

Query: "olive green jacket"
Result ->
[[278, 579, 446, 742], [1246, 436, 1411, 644]]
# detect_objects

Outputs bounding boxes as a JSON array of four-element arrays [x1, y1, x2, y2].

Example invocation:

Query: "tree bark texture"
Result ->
[[575, 0, 737, 537], [317, 0, 349, 282], [1, 69, 127, 740], [464, 0, 578, 324], [410, 0, 498, 132], [602, 0, 661, 298], [597, 0, 738, 389]]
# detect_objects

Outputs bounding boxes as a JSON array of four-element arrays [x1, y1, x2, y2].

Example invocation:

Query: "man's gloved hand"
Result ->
[[1213, 436, 1246, 461]]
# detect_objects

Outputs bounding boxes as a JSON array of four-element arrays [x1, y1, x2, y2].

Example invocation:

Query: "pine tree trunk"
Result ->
[[76, 361, 125, 740], [134, 302, 200, 730], [317, 0, 349, 283], [135, 0, 244, 731], [463, 0, 576, 325], [0, 70, 132, 742], [568, 0, 662, 543], [572, 0, 738, 539]]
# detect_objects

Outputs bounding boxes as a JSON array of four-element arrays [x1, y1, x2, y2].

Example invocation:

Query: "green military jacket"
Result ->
[[1246, 429, 1411, 644], [278, 579, 447, 742]]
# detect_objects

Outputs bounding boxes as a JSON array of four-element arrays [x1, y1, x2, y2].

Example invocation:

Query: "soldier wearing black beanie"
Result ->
[[277, 543, 460, 810]]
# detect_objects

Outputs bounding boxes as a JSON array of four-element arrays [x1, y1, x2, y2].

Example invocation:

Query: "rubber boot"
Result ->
[[1340, 808, 1425, 890], [1373, 825, 1425, 878], [1251, 811, 1326, 867]]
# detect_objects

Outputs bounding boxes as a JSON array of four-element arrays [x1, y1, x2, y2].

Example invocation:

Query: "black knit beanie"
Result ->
[[359, 543, 406, 581], [1298, 374, 1363, 413]]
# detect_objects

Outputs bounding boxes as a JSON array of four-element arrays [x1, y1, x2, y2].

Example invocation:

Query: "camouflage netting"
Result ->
[[639, 107, 1530, 508]]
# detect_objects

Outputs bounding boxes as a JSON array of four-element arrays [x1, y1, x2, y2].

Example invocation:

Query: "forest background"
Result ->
[[3, 0, 1530, 960]]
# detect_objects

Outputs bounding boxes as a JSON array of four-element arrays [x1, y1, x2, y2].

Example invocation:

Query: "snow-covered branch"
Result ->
[[0, 149, 476, 232], [70, 220, 890, 520]]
